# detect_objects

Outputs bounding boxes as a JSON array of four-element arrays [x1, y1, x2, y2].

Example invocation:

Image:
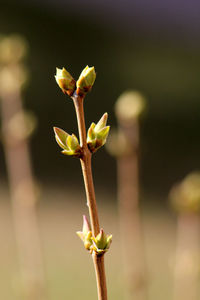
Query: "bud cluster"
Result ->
[[87, 113, 110, 153], [55, 65, 96, 97], [54, 112, 110, 156], [53, 127, 81, 157], [77, 215, 112, 255]]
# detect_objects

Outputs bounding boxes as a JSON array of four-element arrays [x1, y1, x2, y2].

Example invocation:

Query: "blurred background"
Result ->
[[0, 0, 200, 299]]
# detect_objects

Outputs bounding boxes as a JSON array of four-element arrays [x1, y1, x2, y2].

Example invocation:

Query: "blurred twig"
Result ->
[[170, 172, 200, 300], [107, 91, 148, 300], [0, 35, 46, 300]]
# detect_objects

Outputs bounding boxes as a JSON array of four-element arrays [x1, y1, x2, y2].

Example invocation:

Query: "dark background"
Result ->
[[0, 0, 200, 200]]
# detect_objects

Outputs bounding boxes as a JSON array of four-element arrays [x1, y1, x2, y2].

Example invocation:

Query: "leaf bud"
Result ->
[[87, 113, 110, 153], [76, 65, 96, 96], [53, 127, 81, 157], [91, 229, 112, 255], [76, 215, 93, 251], [55, 67, 76, 96]]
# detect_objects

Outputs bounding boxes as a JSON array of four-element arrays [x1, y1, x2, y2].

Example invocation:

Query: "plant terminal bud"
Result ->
[[55, 67, 76, 96], [76, 65, 96, 96]]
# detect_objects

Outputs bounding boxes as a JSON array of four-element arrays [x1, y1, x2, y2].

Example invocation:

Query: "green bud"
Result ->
[[95, 112, 108, 132], [87, 123, 96, 140], [53, 127, 69, 149], [87, 113, 110, 153], [53, 127, 81, 157], [96, 126, 110, 141], [55, 67, 76, 96], [66, 134, 79, 151], [76, 65, 96, 95], [77, 215, 93, 251], [91, 229, 112, 255]]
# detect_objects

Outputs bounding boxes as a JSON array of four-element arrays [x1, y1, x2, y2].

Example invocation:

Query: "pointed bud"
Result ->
[[95, 113, 108, 132], [91, 229, 112, 255], [76, 215, 93, 251], [55, 67, 76, 96], [87, 113, 110, 153], [66, 134, 79, 151], [87, 123, 96, 141], [96, 126, 110, 142], [76, 65, 96, 95], [53, 127, 81, 157], [53, 127, 69, 150]]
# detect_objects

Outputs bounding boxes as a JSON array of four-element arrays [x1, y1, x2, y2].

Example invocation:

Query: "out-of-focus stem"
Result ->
[[173, 213, 200, 300], [117, 118, 147, 300], [73, 93, 107, 300], [0, 86, 46, 300]]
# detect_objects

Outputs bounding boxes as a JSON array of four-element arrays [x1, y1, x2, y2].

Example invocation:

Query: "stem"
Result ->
[[72, 92, 108, 300]]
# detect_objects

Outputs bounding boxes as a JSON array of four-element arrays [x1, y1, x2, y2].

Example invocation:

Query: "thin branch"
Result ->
[[72, 92, 107, 300]]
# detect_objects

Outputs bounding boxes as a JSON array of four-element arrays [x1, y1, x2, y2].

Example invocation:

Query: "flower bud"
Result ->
[[91, 229, 112, 255], [53, 127, 81, 157], [87, 113, 110, 153], [77, 215, 93, 251], [55, 67, 76, 96], [76, 65, 96, 96]]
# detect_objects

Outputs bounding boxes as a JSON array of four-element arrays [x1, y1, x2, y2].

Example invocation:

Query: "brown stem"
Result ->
[[92, 254, 108, 300], [72, 92, 107, 300]]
